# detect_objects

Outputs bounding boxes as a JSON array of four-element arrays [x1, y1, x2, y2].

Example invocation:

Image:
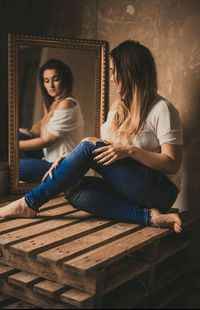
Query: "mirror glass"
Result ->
[[8, 35, 109, 193]]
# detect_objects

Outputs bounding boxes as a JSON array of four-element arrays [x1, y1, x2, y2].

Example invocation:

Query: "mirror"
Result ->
[[8, 34, 109, 193]]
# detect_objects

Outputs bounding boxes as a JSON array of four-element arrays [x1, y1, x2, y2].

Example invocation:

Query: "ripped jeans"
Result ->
[[25, 140, 179, 226]]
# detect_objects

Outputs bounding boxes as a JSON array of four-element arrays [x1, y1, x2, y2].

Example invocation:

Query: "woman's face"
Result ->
[[110, 58, 121, 93], [43, 69, 64, 98]]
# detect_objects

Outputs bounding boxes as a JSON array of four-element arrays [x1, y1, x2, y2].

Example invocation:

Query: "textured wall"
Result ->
[[97, 0, 200, 213]]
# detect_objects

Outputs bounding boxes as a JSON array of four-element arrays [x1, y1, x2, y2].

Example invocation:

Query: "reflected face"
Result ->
[[43, 69, 64, 98], [110, 59, 121, 93]]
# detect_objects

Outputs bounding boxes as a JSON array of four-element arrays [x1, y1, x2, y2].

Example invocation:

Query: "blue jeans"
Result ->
[[20, 158, 52, 183], [19, 132, 44, 159], [19, 131, 52, 183], [25, 141, 179, 226]]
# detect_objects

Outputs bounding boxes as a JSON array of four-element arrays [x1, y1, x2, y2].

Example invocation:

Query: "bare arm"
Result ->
[[30, 119, 43, 136], [19, 131, 58, 151], [93, 143, 182, 175], [19, 99, 77, 151], [19, 119, 42, 137], [128, 144, 182, 174]]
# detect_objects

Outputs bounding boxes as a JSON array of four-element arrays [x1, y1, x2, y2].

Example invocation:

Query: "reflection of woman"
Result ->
[[19, 58, 84, 183], [2, 40, 182, 233]]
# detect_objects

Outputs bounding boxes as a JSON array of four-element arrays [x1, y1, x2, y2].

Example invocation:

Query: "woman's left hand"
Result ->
[[93, 143, 132, 165]]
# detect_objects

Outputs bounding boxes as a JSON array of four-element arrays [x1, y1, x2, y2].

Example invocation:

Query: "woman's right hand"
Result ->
[[19, 128, 35, 138], [19, 128, 31, 135], [41, 155, 66, 181]]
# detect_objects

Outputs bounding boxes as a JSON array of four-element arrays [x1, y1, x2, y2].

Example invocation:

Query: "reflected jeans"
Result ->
[[20, 158, 52, 183], [19, 131, 51, 183], [25, 141, 179, 226]]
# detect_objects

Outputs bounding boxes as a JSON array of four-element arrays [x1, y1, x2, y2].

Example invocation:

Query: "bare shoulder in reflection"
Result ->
[[19, 58, 84, 183]]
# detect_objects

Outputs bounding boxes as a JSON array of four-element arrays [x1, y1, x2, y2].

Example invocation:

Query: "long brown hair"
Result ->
[[38, 59, 74, 132], [109, 40, 157, 143], [39, 59, 74, 110]]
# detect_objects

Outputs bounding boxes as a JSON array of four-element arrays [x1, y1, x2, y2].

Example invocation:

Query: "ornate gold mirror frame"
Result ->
[[8, 34, 109, 193]]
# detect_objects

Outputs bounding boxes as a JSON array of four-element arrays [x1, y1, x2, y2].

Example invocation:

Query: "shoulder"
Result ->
[[56, 98, 77, 110], [149, 98, 180, 118], [110, 99, 122, 111], [147, 97, 182, 131]]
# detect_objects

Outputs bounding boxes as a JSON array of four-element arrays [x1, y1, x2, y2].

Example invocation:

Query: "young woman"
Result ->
[[19, 58, 84, 183], [1, 40, 183, 233]]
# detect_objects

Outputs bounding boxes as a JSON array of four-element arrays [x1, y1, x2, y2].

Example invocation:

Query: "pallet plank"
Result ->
[[60, 288, 94, 308], [38, 204, 75, 217], [33, 279, 68, 298], [0, 218, 44, 235], [0, 248, 97, 293], [63, 227, 171, 273], [8, 271, 43, 288], [63, 215, 197, 274], [0, 280, 74, 309], [0, 203, 74, 235], [0, 212, 197, 296], [0, 263, 94, 308], [37, 223, 140, 265], [0, 265, 18, 277], [10, 217, 112, 257], [0, 210, 92, 249]]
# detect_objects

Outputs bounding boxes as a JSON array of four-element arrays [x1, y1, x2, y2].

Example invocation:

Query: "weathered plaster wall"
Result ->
[[97, 0, 200, 213]]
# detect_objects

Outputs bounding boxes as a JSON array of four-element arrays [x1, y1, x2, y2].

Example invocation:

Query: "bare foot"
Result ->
[[150, 208, 182, 233], [0, 197, 37, 218]]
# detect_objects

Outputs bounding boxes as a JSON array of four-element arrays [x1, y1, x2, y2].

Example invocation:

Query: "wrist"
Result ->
[[127, 145, 136, 157]]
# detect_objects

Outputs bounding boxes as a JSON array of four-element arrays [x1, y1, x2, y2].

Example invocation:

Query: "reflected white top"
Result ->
[[101, 99, 183, 190], [42, 97, 84, 162]]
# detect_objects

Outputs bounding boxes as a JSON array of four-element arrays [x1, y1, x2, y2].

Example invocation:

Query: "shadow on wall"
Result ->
[[183, 66, 200, 214]]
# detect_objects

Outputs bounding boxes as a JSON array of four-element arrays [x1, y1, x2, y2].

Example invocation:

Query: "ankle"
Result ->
[[20, 197, 27, 207], [17, 197, 37, 218], [149, 208, 160, 228], [26, 206, 37, 217]]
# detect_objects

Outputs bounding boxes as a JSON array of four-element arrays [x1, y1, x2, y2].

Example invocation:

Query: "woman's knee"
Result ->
[[81, 137, 103, 145], [67, 187, 97, 214], [78, 138, 107, 158], [67, 190, 79, 206]]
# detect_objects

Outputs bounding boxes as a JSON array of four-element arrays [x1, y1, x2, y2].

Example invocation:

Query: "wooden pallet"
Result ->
[[0, 196, 199, 300], [103, 247, 194, 308], [0, 244, 197, 309], [0, 264, 94, 309], [0, 253, 194, 310]]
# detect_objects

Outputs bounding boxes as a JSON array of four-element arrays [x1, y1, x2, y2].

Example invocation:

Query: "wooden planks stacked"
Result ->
[[0, 264, 93, 308], [0, 195, 199, 308]]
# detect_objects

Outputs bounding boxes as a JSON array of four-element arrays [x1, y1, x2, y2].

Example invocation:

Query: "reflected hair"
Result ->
[[109, 40, 157, 143], [39, 58, 74, 109]]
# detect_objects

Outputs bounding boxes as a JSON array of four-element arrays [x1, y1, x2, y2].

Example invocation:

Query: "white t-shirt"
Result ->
[[42, 97, 84, 162], [101, 99, 183, 190]]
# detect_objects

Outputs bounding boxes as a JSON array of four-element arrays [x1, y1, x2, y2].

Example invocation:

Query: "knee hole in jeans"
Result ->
[[81, 137, 104, 145]]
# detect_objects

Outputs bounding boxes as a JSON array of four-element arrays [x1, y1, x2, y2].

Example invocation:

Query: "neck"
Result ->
[[54, 89, 71, 101]]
